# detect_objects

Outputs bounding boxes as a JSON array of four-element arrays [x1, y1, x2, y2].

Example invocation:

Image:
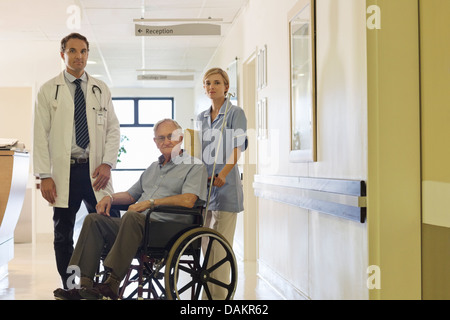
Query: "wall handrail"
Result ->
[[253, 175, 367, 223]]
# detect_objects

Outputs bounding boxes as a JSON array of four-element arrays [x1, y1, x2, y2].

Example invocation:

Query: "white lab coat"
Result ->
[[33, 71, 120, 208]]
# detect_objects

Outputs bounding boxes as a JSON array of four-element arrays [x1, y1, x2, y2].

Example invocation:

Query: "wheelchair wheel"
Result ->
[[164, 227, 237, 300]]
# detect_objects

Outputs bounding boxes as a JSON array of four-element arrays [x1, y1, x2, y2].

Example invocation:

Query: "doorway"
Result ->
[[234, 52, 258, 263]]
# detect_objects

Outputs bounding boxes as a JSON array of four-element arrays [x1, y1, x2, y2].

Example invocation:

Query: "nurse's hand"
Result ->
[[92, 163, 111, 191], [40, 178, 57, 204], [212, 172, 226, 188]]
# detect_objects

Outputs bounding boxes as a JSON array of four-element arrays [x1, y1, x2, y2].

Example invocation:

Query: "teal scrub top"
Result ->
[[196, 99, 248, 213]]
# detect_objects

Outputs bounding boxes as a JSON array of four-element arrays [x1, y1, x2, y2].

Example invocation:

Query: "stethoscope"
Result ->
[[54, 83, 106, 112], [92, 85, 107, 112]]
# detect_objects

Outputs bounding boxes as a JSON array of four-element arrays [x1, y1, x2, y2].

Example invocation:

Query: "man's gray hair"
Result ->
[[153, 118, 183, 135]]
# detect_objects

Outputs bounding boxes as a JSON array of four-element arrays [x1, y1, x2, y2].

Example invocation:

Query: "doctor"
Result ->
[[33, 33, 120, 288]]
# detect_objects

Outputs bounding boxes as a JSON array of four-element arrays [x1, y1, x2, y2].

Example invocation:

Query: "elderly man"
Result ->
[[53, 118, 207, 300]]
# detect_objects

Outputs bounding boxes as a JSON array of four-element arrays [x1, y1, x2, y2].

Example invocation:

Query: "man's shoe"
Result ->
[[79, 283, 118, 300], [53, 288, 84, 300]]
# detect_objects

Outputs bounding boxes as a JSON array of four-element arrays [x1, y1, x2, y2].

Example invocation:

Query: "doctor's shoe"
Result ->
[[53, 288, 84, 300]]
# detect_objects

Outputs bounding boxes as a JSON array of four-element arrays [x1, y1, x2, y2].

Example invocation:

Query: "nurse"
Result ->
[[197, 68, 248, 299]]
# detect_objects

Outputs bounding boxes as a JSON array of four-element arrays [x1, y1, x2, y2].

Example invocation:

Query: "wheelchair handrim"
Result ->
[[165, 227, 238, 300]]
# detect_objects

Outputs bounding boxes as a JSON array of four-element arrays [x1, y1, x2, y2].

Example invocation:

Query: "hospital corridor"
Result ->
[[1, 234, 282, 300], [1, 0, 449, 302]]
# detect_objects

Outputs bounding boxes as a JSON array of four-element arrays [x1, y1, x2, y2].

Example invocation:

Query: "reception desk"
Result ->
[[0, 150, 29, 267]]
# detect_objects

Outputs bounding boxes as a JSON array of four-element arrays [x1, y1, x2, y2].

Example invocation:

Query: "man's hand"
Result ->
[[40, 178, 57, 204], [96, 196, 112, 216], [128, 201, 152, 213], [92, 163, 111, 191]]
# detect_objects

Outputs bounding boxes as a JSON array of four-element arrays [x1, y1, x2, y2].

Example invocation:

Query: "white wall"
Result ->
[[0, 40, 63, 238], [195, 0, 369, 299]]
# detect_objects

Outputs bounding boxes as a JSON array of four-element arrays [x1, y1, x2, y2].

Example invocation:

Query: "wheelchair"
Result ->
[[101, 204, 238, 300]]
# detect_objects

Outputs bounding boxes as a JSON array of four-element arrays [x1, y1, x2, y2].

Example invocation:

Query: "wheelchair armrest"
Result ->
[[111, 203, 204, 216], [151, 205, 203, 216], [110, 205, 130, 211], [143, 205, 204, 249]]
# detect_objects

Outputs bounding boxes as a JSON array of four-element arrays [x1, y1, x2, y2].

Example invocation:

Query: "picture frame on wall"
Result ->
[[257, 45, 267, 90], [257, 97, 268, 140]]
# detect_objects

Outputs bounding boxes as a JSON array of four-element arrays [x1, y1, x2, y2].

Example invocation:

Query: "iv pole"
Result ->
[[204, 92, 235, 216]]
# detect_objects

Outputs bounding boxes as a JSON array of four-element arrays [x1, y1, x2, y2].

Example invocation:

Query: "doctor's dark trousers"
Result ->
[[52, 161, 119, 288]]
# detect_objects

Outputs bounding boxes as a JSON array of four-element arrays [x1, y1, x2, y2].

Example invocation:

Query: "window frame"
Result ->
[[113, 97, 174, 128], [112, 97, 174, 172]]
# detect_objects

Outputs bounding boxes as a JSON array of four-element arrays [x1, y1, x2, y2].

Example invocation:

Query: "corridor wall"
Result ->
[[195, 0, 369, 299]]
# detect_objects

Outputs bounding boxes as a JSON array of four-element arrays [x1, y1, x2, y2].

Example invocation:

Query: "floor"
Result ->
[[0, 235, 283, 300]]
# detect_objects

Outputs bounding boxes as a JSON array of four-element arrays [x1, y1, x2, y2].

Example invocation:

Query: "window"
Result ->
[[111, 97, 174, 190]]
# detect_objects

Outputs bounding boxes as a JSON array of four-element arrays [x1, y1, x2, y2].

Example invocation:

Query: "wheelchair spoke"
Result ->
[[207, 256, 229, 274], [202, 237, 214, 269], [178, 279, 195, 295], [194, 281, 203, 300], [178, 264, 194, 275], [207, 276, 231, 290], [154, 277, 165, 294], [202, 283, 213, 300], [189, 245, 202, 270]]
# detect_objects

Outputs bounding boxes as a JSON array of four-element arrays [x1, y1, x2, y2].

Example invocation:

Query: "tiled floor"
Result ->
[[0, 236, 283, 300]]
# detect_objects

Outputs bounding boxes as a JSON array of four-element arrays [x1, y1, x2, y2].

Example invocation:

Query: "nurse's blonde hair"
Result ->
[[203, 68, 230, 95]]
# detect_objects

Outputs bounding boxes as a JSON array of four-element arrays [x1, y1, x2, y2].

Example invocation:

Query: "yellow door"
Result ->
[[420, 0, 450, 300]]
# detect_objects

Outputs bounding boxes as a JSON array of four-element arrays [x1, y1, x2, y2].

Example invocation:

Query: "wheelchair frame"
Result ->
[[106, 204, 238, 300]]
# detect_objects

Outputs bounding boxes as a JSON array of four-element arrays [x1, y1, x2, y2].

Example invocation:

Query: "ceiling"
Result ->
[[0, 0, 248, 88]]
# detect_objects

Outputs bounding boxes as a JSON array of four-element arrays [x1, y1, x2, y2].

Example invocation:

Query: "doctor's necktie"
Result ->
[[73, 79, 90, 149]]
